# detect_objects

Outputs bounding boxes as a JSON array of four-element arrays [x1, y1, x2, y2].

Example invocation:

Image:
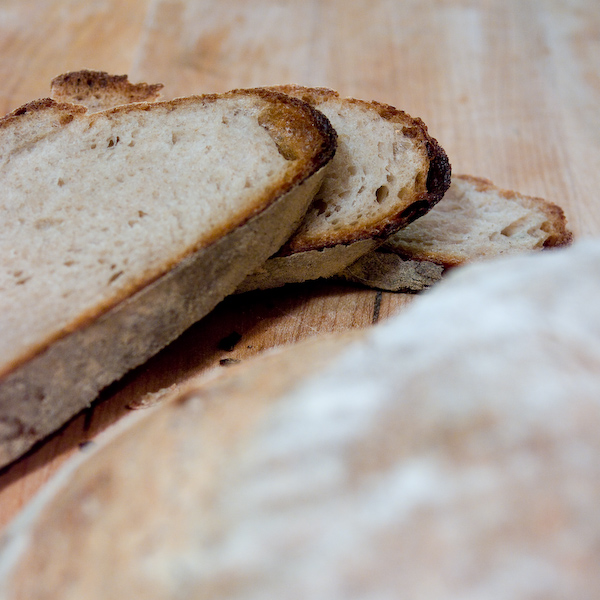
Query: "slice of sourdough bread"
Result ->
[[51, 70, 164, 112], [0, 89, 336, 467], [2, 240, 599, 599], [236, 85, 451, 291], [343, 174, 573, 292]]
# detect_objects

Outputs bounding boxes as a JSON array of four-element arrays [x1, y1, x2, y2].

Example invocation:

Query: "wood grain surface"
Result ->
[[0, 0, 599, 528]]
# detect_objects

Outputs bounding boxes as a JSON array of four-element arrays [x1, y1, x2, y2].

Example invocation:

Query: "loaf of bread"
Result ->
[[0, 88, 336, 467], [237, 85, 451, 291], [343, 174, 573, 291], [1, 238, 598, 598]]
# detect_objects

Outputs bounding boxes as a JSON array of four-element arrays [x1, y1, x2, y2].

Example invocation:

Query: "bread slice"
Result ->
[[237, 85, 451, 291], [2, 239, 600, 598], [50, 70, 164, 112], [386, 173, 572, 265], [0, 89, 336, 467], [343, 174, 573, 292]]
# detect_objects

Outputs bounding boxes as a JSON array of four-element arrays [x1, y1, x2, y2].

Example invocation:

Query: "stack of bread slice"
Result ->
[[0, 71, 450, 466], [49, 72, 572, 294]]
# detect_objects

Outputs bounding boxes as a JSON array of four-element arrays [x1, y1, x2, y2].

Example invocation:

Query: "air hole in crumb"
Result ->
[[64, 260, 75, 267], [138, 210, 148, 218], [358, 185, 366, 194], [171, 132, 178, 145], [348, 165, 357, 176], [107, 136, 120, 148], [57, 178, 65, 187], [313, 198, 328, 215], [91, 143, 97, 149], [387, 173, 395, 184], [397, 185, 409, 199], [376, 186, 389, 203], [128, 140, 135, 147], [218, 331, 242, 351], [220, 358, 241, 366], [108, 271, 124, 284]]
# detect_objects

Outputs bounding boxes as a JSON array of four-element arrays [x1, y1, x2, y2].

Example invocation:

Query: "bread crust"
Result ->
[[50, 70, 164, 112], [0, 89, 336, 466]]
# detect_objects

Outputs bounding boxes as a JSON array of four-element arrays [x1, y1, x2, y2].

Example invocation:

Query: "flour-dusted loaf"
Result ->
[[343, 174, 573, 292], [0, 88, 336, 467], [236, 85, 451, 291], [51, 70, 164, 112], [1, 239, 599, 599]]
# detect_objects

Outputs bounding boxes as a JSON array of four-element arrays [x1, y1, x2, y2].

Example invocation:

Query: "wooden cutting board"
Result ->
[[0, 0, 599, 528]]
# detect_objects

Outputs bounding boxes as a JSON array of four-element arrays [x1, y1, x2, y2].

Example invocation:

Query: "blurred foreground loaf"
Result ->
[[0, 238, 599, 597]]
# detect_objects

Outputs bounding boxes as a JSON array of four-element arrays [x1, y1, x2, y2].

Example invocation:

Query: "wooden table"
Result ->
[[0, 0, 599, 529]]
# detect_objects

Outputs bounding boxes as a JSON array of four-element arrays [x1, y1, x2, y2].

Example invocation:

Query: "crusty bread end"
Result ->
[[50, 69, 164, 112]]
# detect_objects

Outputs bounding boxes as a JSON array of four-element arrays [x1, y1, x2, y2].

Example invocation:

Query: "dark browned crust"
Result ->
[[50, 70, 164, 109], [0, 98, 87, 127], [0, 88, 337, 381], [243, 87, 337, 182]]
